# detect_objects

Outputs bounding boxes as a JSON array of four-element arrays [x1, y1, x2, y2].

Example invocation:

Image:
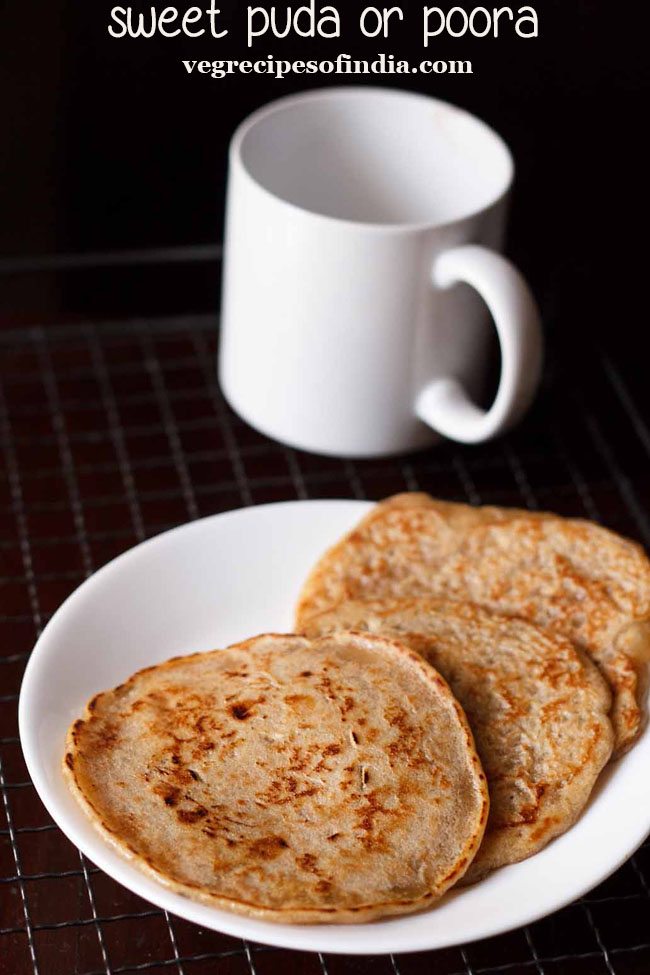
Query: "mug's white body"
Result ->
[[220, 89, 541, 457]]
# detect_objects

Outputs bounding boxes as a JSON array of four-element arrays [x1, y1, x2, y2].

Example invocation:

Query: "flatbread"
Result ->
[[303, 599, 614, 882], [63, 632, 488, 923], [296, 494, 650, 754]]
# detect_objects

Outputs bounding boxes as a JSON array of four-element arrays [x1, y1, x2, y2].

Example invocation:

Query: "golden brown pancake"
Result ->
[[296, 494, 650, 754], [63, 632, 489, 923], [303, 598, 614, 881]]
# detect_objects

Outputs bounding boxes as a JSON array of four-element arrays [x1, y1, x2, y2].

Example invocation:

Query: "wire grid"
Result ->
[[1, 315, 650, 975]]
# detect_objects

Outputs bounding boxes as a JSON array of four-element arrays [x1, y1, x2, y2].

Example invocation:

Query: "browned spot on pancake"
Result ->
[[258, 776, 319, 806], [322, 744, 341, 757], [97, 725, 119, 748], [177, 807, 208, 824], [287, 744, 320, 772], [284, 694, 315, 710], [529, 815, 560, 843], [355, 791, 395, 851], [194, 715, 213, 734], [230, 703, 252, 720], [297, 853, 319, 873], [327, 832, 340, 841], [65, 752, 74, 770], [248, 836, 289, 860], [300, 670, 313, 677], [154, 784, 181, 807], [501, 783, 548, 827], [316, 674, 335, 700]]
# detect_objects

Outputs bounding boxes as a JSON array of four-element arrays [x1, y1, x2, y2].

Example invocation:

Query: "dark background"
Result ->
[[1, 0, 647, 346]]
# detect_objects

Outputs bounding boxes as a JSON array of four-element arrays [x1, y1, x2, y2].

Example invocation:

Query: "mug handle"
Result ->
[[414, 244, 543, 444]]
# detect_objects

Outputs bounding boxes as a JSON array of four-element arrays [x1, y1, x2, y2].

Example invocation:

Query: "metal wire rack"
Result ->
[[1, 314, 650, 975]]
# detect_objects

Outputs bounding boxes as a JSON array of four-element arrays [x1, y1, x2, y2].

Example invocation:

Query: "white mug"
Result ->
[[219, 87, 543, 457]]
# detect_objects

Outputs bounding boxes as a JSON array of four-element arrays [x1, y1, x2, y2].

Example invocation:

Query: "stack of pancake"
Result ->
[[64, 493, 650, 923]]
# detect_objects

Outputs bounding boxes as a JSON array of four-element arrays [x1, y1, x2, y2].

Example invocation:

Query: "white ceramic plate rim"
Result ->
[[18, 499, 650, 955]]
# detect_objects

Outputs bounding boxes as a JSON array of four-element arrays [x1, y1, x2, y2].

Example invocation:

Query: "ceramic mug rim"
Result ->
[[229, 86, 515, 234]]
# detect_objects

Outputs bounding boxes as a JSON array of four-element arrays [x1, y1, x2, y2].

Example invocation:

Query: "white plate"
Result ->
[[19, 499, 650, 955]]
